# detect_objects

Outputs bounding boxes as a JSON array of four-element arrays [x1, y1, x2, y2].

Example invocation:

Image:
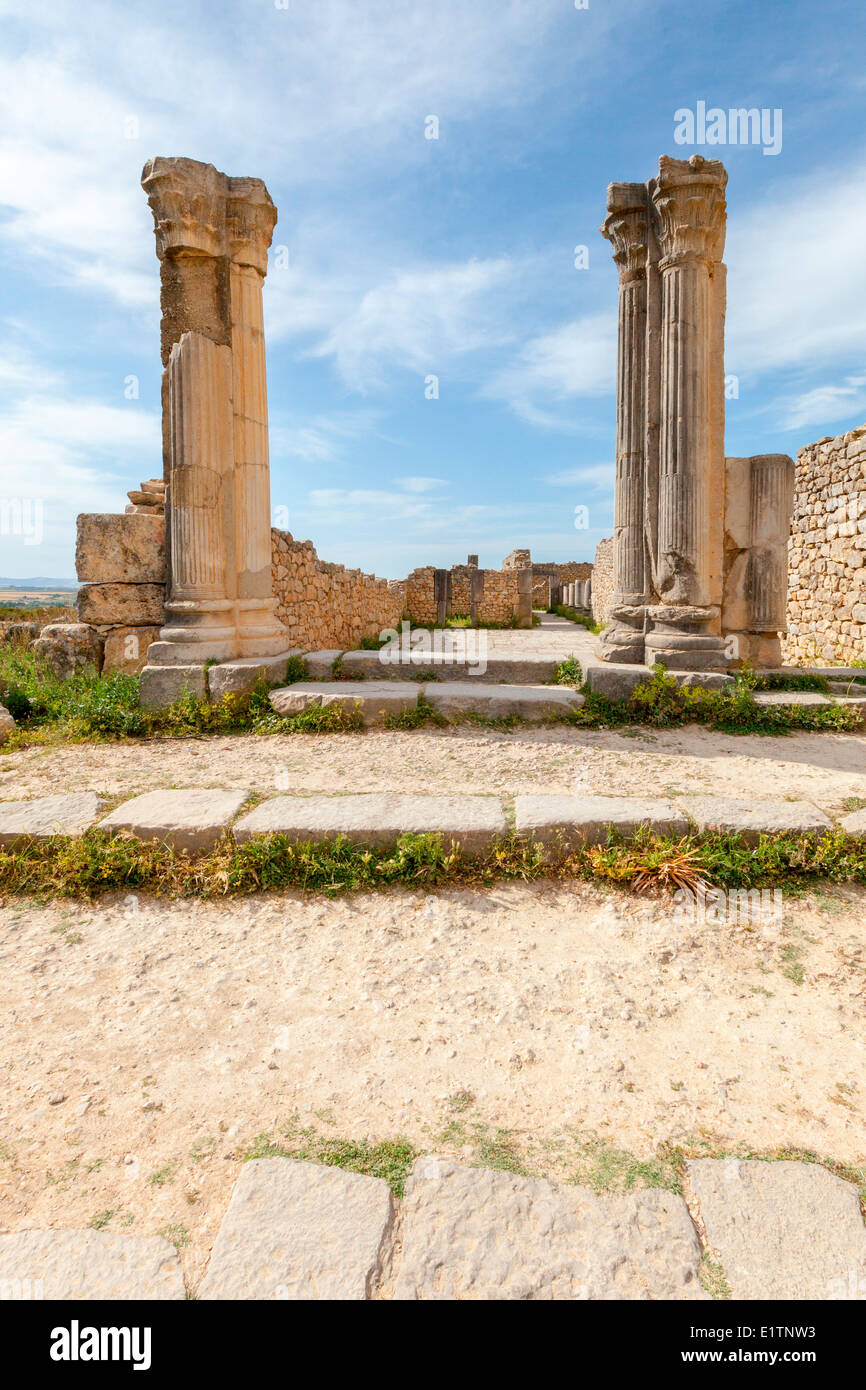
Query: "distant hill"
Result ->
[[0, 578, 77, 589]]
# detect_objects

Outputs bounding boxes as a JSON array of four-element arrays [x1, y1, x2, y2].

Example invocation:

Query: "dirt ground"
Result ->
[[3, 722, 866, 817], [1, 877, 864, 1291]]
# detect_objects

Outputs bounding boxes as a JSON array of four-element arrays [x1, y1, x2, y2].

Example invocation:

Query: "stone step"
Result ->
[[515, 794, 691, 846], [337, 649, 566, 684], [0, 793, 106, 846], [96, 789, 251, 853], [268, 680, 582, 724], [233, 793, 506, 852], [752, 690, 833, 707], [681, 795, 831, 843]]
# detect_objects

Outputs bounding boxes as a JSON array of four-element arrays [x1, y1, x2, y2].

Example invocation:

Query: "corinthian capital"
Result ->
[[652, 154, 727, 267], [601, 182, 648, 283], [226, 177, 277, 275], [141, 157, 228, 259]]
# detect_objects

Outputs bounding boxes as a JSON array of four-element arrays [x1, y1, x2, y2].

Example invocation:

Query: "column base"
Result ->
[[598, 604, 646, 665], [645, 605, 729, 672]]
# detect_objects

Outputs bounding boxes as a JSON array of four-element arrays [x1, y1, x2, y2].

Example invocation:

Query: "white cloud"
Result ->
[[777, 374, 866, 432], [726, 162, 866, 376], [543, 463, 615, 489], [483, 313, 617, 427], [394, 476, 447, 493], [308, 259, 517, 391]]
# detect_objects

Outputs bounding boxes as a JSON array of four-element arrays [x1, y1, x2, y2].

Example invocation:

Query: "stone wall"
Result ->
[[74, 483, 167, 673], [531, 560, 593, 607], [401, 566, 521, 626], [783, 425, 866, 666], [591, 537, 615, 627], [271, 530, 401, 650]]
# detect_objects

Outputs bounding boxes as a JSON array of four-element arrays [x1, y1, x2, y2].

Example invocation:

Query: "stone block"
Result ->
[[31, 623, 103, 679], [102, 626, 160, 674], [234, 794, 506, 852], [422, 683, 584, 719], [269, 681, 420, 726], [840, 808, 866, 837], [0, 793, 105, 845], [138, 665, 208, 709], [303, 649, 344, 680], [97, 789, 250, 853], [752, 690, 833, 707], [0, 704, 15, 744], [394, 1158, 705, 1300], [681, 796, 831, 843], [688, 1159, 866, 1300], [514, 795, 690, 846], [207, 651, 307, 700], [200, 1158, 394, 1300], [0, 1229, 184, 1300], [77, 583, 165, 627], [76, 513, 165, 584]]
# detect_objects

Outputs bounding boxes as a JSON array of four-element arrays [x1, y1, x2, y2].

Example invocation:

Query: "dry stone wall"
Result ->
[[271, 530, 401, 650], [783, 425, 866, 666]]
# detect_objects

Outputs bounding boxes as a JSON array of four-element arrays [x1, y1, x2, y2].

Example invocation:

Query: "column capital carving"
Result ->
[[226, 178, 277, 275], [141, 157, 227, 259], [652, 154, 726, 268], [601, 182, 648, 283]]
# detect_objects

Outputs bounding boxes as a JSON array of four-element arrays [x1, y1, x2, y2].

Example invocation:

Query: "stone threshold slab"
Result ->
[[96, 789, 251, 853], [233, 793, 507, 852]]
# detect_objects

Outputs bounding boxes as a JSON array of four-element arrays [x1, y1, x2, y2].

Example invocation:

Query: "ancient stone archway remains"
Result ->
[[138, 156, 296, 705], [600, 154, 794, 670]]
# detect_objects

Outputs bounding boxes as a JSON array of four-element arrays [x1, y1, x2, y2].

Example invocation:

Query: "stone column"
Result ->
[[645, 155, 729, 670], [139, 156, 292, 703], [599, 183, 651, 663], [226, 181, 287, 657]]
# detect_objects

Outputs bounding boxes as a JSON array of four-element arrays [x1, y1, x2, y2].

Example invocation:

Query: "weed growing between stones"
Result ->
[[243, 1123, 417, 1197], [2, 825, 866, 902], [549, 602, 602, 634]]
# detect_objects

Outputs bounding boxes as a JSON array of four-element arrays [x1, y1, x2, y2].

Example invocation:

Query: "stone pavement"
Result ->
[[0, 790, 860, 853], [4, 1156, 865, 1300]]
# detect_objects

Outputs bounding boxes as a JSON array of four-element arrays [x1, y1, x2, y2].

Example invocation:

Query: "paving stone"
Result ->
[[206, 651, 306, 699], [752, 689, 833, 706], [688, 1159, 866, 1301], [199, 1158, 394, 1300], [514, 794, 690, 846], [422, 682, 584, 719], [0, 793, 105, 845], [269, 680, 420, 726], [97, 789, 250, 853], [139, 664, 207, 708], [682, 795, 831, 844], [840, 808, 866, 837], [0, 1229, 184, 1300], [393, 1158, 706, 1300], [303, 649, 344, 679], [234, 794, 506, 852]]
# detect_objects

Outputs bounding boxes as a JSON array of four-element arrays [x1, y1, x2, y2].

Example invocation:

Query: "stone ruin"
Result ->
[[133, 156, 296, 706], [599, 154, 794, 671]]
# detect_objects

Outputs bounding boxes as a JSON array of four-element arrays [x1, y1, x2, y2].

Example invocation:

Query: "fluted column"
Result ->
[[645, 155, 729, 670], [599, 183, 650, 663], [227, 181, 287, 657]]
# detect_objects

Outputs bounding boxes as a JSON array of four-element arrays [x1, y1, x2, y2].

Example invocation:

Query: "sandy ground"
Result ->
[[3, 723, 866, 818], [1, 879, 864, 1290]]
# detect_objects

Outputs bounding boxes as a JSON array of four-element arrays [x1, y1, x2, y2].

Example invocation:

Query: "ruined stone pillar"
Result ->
[[599, 183, 651, 663], [722, 453, 794, 667], [645, 155, 729, 670], [227, 182, 287, 658], [139, 156, 291, 702]]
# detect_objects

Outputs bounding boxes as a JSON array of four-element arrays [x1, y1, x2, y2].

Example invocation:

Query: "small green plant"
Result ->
[[552, 656, 583, 687]]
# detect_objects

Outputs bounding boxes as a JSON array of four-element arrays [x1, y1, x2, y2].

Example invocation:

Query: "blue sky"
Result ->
[[1, 0, 865, 581]]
